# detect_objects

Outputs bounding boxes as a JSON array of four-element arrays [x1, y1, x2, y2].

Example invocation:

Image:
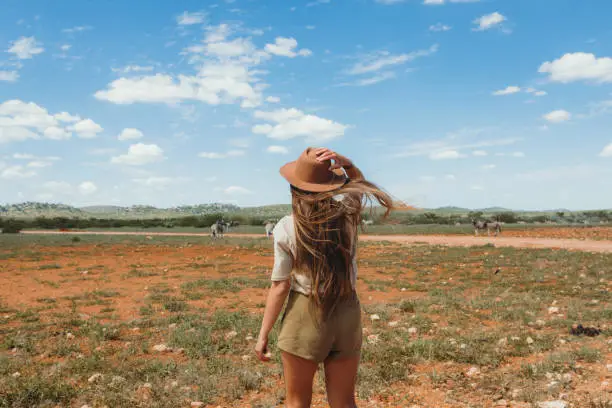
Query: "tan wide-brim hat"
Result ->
[[280, 147, 348, 193]]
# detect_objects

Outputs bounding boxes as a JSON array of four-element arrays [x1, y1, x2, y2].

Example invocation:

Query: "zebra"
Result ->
[[264, 221, 276, 239], [472, 219, 502, 237], [211, 220, 227, 239]]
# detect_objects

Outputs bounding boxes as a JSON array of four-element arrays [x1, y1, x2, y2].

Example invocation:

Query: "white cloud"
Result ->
[[177, 11, 207, 26], [0, 100, 98, 143], [111, 143, 165, 165], [429, 23, 452, 32], [473, 12, 506, 31], [429, 150, 465, 160], [600, 143, 612, 157], [267, 145, 289, 154], [0, 71, 19, 82], [445, 174, 456, 180], [198, 150, 245, 159], [538, 52, 612, 84], [264, 37, 312, 58], [224, 186, 252, 195], [1, 165, 36, 179], [55, 112, 81, 122], [266, 96, 281, 103], [348, 45, 438, 75], [375, 0, 406, 3], [306, 25, 316, 30], [112, 65, 155, 74], [482, 164, 496, 170], [72, 118, 103, 138], [511, 151, 525, 158], [492, 86, 521, 96], [543, 110, 571, 123], [534, 91, 547, 96], [339, 71, 396, 87], [60, 44, 71, 52], [252, 108, 348, 142], [133, 177, 177, 188], [7, 36, 44, 59], [118, 128, 144, 141], [44, 126, 72, 140], [472, 150, 487, 156], [62, 26, 92, 34], [78, 181, 98, 195], [26, 160, 53, 168], [471, 185, 484, 191]]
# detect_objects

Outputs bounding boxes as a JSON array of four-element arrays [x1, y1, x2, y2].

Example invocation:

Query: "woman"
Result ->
[[255, 147, 397, 408]]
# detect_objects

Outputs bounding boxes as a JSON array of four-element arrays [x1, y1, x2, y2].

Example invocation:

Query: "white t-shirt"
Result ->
[[270, 215, 358, 295]]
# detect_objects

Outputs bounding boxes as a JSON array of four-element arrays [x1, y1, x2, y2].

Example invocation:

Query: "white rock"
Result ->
[[579, 273, 586, 278], [241, 355, 252, 362], [111, 376, 126, 385], [88, 373, 103, 383], [367, 334, 379, 344], [66, 332, 75, 340], [561, 373, 572, 383], [548, 307, 560, 314], [81, 405, 91, 408], [526, 337, 534, 345], [152, 344, 171, 353], [497, 338, 508, 347], [408, 327, 418, 335], [401, 288, 407, 292], [602, 380, 610, 390], [245, 335, 254, 341], [510, 336, 520, 342], [606, 364, 612, 373], [191, 402, 204, 408], [168, 323, 177, 329], [460, 343, 467, 350], [535, 320, 546, 327], [537, 401, 568, 408], [388, 321, 399, 328], [370, 314, 380, 322], [494, 400, 508, 407], [143, 382, 152, 389], [465, 367, 480, 377], [11, 371, 21, 378], [81, 270, 89, 275], [224, 331, 238, 340], [171, 380, 179, 388]]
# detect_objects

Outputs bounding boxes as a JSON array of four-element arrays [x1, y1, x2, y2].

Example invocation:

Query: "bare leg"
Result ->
[[281, 351, 318, 408], [324, 356, 359, 408]]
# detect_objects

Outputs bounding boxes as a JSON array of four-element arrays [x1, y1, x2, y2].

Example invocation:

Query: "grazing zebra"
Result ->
[[472, 219, 502, 237], [211, 220, 227, 239], [264, 222, 276, 239]]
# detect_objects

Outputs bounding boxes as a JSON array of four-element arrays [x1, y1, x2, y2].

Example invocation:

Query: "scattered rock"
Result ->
[[510, 336, 520, 342], [388, 321, 399, 328], [465, 367, 480, 377], [111, 376, 126, 386], [88, 373, 103, 384], [535, 320, 546, 328], [11, 372, 21, 378], [497, 338, 508, 347], [606, 363, 612, 373], [152, 344, 171, 353], [80, 405, 91, 408], [81, 270, 89, 275], [191, 403, 204, 408], [66, 332, 75, 340], [170, 380, 179, 388], [241, 355, 252, 362], [401, 288, 407, 292], [494, 400, 508, 407], [548, 307, 560, 314], [602, 381, 610, 390], [143, 382, 152, 389], [245, 335, 254, 341], [224, 331, 238, 340], [367, 334, 379, 345], [460, 343, 467, 350], [526, 337, 534, 345], [537, 401, 567, 408], [168, 323, 177, 330], [370, 314, 381, 322], [408, 327, 418, 335]]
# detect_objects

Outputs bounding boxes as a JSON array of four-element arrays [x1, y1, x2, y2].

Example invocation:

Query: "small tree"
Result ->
[[1, 218, 24, 234]]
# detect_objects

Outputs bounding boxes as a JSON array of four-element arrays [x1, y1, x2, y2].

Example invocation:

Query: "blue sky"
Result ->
[[1, 0, 611, 210]]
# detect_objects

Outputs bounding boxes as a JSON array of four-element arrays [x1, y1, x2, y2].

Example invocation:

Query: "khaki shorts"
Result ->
[[277, 290, 362, 363]]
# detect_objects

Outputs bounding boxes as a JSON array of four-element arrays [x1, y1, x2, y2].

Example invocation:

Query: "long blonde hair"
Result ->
[[291, 178, 398, 321]]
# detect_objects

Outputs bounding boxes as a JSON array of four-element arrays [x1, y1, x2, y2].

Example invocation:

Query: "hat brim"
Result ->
[[280, 161, 348, 193]]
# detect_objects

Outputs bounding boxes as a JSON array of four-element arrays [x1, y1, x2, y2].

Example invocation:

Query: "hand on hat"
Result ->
[[314, 148, 353, 170]]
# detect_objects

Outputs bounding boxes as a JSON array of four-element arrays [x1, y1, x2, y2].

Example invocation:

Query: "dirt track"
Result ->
[[22, 230, 612, 253]]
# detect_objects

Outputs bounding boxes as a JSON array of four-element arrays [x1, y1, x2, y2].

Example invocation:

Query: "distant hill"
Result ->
[[0, 202, 608, 220]]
